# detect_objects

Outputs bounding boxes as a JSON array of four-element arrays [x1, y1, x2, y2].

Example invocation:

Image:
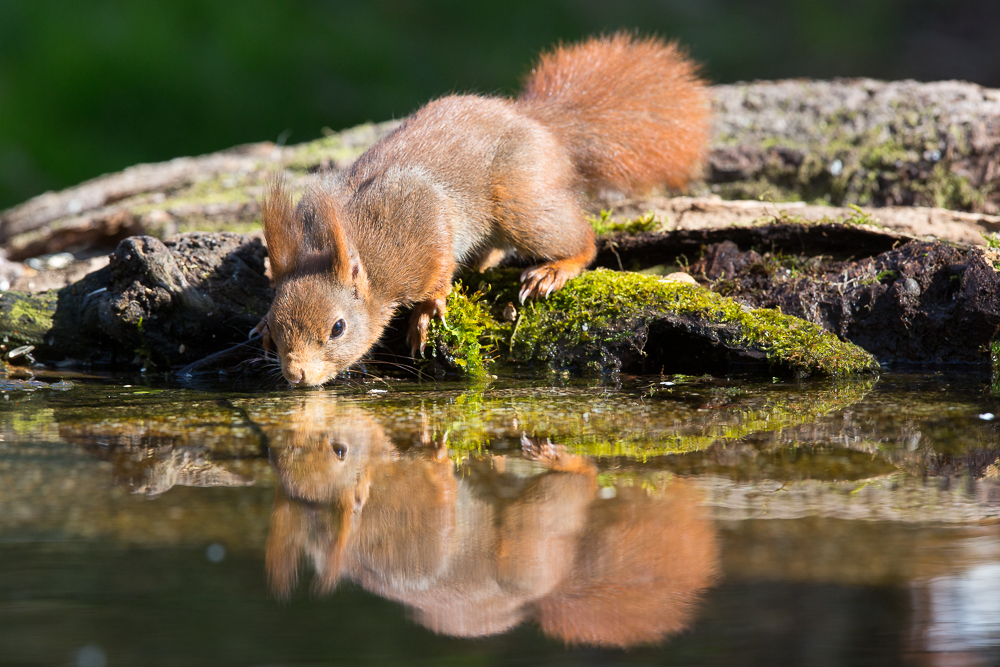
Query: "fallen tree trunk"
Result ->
[[0, 227, 878, 378], [2, 80, 999, 265]]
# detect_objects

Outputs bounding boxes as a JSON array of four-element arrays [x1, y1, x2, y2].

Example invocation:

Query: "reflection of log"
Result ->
[[698, 473, 1000, 524]]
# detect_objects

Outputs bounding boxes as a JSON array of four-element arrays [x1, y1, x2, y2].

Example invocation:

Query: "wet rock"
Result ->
[[2, 232, 271, 367]]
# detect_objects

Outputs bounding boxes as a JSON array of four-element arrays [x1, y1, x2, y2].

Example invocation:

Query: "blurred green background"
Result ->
[[1, 0, 998, 211]]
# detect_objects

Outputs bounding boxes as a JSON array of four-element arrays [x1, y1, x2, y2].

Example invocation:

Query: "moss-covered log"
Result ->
[[708, 80, 1000, 213], [423, 268, 877, 378], [689, 238, 1000, 365], [0, 229, 878, 378]]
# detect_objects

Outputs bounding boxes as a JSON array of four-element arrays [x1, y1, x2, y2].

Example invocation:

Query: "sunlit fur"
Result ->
[[268, 271, 388, 386], [265, 399, 454, 597], [519, 33, 710, 193], [262, 180, 394, 386], [260, 33, 709, 385]]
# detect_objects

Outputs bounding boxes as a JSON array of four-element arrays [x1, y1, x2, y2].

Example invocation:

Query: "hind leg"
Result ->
[[509, 195, 596, 303], [519, 252, 594, 302], [491, 126, 597, 302]]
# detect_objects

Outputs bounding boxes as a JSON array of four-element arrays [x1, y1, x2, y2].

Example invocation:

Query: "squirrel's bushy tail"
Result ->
[[517, 32, 710, 194]]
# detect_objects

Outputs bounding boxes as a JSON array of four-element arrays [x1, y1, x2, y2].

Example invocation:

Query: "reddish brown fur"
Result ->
[[263, 397, 719, 646], [519, 33, 710, 193], [537, 482, 720, 647], [261, 177, 299, 281], [261, 33, 709, 385]]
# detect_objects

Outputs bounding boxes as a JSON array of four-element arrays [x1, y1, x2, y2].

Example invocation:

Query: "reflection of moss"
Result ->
[[400, 377, 877, 456], [56, 393, 268, 458], [603, 443, 897, 482], [428, 268, 878, 378], [1, 405, 58, 437]]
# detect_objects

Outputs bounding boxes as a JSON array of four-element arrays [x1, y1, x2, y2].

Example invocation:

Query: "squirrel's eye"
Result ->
[[333, 443, 347, 460], [330, 319, 346, 339]]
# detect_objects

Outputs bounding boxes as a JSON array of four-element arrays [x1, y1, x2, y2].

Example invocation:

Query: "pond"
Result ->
[[2, 369, 1000, 666]]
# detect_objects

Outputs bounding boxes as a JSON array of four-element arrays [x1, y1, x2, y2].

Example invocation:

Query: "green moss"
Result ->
[[706, 121, 992, 212], [423, 280, 496, 379], [917, 163, 985, 210], [131, 186, 256, 219], [588, 209, 660, 236], [0, 290, 57, 348], [283, 121, 398, 173], [429, 268, 878, 378]]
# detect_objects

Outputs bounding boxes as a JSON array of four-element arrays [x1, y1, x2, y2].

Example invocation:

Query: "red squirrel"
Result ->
[[257, 33, 710, 385]]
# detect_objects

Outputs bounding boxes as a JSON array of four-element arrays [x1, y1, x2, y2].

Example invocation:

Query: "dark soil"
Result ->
[[41, 232, 271, 367], [689, 238, 1000, 365]]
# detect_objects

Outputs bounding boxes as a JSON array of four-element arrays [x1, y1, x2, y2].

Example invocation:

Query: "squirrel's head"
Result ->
[[262, 180, 391, 386]]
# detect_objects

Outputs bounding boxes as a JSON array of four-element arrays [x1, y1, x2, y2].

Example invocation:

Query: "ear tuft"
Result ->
[[311, 188, 354, 283], [262, 176, 302, 282], [349, 252, 369, 300]]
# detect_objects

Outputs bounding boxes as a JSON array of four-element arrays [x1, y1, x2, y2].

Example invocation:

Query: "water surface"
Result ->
[[3, 371, 1000, 666]]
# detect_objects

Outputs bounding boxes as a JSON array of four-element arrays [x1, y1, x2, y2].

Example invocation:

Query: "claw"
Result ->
[[407, 298, 448, 358]]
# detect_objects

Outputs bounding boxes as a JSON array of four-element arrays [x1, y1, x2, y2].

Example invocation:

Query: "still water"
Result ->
[[2, 370, 1000, 666]]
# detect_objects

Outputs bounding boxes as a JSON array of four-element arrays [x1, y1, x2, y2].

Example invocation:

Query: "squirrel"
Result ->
[[263, 395, 719, 646], [257, 32, 710, 385]]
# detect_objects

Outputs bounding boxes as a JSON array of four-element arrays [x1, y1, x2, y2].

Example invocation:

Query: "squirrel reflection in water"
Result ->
[[266, 396, 719, 647]]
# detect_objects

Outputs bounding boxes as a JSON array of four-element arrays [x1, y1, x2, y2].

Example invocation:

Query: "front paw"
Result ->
[[407, 298, 447, 357]]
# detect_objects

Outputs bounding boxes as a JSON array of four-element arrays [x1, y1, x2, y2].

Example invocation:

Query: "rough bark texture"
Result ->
[[6, 232, 271, 367], [0, 123, 398, 262]]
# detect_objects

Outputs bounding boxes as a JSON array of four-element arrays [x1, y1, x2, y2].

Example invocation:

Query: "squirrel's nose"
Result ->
[[285, 366, 305, 384]]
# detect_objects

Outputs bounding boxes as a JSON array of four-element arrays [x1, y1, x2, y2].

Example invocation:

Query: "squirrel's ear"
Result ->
[[353, 472, 371, 513], [346, 248, 369, 300], [262, 177, 301, 282], [314, 190, 358, 284]]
